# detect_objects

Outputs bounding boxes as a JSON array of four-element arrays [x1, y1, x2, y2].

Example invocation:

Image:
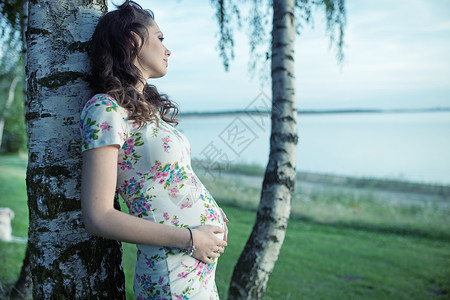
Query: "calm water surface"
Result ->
[[176, 111, 450, 185]]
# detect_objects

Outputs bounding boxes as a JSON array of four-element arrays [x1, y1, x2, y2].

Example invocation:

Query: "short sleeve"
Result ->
[[79, 94, 129, 152]]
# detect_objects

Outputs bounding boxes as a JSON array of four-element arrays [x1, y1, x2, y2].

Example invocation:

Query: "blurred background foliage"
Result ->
[[0, 0, 26, 153]]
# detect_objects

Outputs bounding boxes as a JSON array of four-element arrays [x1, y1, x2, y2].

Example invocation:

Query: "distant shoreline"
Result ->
[[180, 107, 450, 117]]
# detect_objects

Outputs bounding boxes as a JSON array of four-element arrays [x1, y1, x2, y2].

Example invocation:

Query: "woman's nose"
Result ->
[[166, 48, 171, 57]]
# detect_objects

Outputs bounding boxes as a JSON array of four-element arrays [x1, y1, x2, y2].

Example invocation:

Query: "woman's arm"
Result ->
[[81, 145, 227, 264]]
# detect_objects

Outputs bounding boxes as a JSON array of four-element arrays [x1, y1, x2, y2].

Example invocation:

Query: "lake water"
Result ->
[[176, 111, 450, 185]]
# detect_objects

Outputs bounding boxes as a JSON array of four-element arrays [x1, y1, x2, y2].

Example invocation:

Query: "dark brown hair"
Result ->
[[89, 0, 179, 126]]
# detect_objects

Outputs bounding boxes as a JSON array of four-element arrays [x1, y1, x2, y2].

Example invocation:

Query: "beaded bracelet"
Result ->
[[183, 227, 196, 256]]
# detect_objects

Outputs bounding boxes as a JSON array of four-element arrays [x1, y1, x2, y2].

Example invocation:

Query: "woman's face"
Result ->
[[135, 22, 171, 79]]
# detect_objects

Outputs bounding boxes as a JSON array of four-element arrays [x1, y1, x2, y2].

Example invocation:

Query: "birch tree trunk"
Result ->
[[228, 0, 297, 298], [25, 1, 126, 298]]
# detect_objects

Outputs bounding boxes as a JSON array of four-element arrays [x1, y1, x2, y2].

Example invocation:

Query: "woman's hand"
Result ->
[[191, 225, 227, 264]]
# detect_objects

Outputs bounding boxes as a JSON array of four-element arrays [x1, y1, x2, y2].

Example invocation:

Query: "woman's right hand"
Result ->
[[191, 225, 227, 264]]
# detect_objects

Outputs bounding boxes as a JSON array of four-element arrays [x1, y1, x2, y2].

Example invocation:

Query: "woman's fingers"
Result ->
[[208, 225, 227, 247], [195, 251, 220, 264], [201, 256, 214, 264], [223, 222, 228, 242], [211, 225, 224, 234], [190, 225, 228, 264], [217, 238, 227, 248], [220, 208, 229, 223]]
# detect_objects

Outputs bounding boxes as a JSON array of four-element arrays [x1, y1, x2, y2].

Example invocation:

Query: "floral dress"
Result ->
[[80, 94, 224, 300]]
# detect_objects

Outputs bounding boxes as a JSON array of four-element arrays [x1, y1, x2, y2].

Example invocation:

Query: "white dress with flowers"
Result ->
[[80, 94, 224, 300]]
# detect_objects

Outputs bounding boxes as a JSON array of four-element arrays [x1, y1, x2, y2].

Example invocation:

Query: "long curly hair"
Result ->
[[89, 0, 179, 126]]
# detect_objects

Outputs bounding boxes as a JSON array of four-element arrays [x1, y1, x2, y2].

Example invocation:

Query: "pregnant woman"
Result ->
[[80, 1, 228, 299]]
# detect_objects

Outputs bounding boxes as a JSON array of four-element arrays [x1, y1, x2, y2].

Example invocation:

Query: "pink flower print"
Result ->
[[203, 279, 209, 290], [99, 121, 111, 133], [205, 208, 219, 221], [168, 187, 179, 199], [144, 254, 154, 268], [180, 152, 184, 163], [118, 161, 132, 170], [150, 164, 159, 174], [177, 272, 189, 279], [163, 212, 170, 220], [158, 276, 164, 285], [159, 179, 165, 184], [123, 139, 135, 155], [122, 181, 130, 190], [180, 201, 192, 210], [142, 202, 151, 211], [171, 219, 179, 226], [196, 261, 204, 275], [130, 197, 151, 216], [121, 177, 143, 197], [174, 295, 184, 300], [162, 136, 171, 153]]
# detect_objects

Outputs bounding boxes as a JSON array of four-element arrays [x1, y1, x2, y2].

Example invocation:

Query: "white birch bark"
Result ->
[[228, 0, 297, 298], [25, 0, 125, 298]]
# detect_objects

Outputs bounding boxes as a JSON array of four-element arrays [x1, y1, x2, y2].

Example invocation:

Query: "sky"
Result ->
[[109, 0, 450, 112]]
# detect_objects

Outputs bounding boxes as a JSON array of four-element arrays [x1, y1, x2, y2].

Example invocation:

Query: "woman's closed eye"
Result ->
[[159, 36, 165, 42]]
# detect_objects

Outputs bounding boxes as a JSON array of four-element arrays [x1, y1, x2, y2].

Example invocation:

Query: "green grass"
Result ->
[[1, 154, 449, 299], [0, 154, 28, 295], [201, 174, 450, 241]]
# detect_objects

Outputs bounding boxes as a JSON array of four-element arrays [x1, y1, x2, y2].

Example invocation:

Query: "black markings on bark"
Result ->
[[27, 71, 38, 102], [280, 116, 296, 123], [27, 27, 51, 36], [68, 41, 89, 53], [262, 165, 296, 191], [25, 112, 40, 121], [271, 132, 298, 144], [37, 71, 90, 89], [285, 54, 294, 61], [26, 165, 79, 219], [271, 66, 289, 74]]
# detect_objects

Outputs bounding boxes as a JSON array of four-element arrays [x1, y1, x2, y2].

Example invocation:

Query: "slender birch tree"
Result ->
[[0, 76, 20, 149], [210, 0, 346, 298], [25, 0, 126, 297], [0, 0, 24, 152]]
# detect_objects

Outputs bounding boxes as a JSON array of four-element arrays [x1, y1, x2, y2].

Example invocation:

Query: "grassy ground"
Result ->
[[0, 154, 28, 296], [1, 154, 449, 299]]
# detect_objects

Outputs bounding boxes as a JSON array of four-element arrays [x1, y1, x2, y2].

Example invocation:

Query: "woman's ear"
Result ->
[[129, 30, 140, 49]]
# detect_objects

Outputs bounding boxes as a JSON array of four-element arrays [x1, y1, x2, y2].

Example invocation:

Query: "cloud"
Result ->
[[108, 0, 450, 110]]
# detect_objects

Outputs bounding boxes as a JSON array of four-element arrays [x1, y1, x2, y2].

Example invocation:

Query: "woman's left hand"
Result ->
[[220, 208, 229, 243]]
